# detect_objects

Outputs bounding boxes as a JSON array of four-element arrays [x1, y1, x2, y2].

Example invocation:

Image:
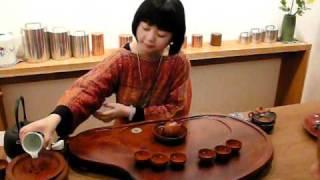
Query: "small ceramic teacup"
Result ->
[[134, 149, 151, 166], [21, 132, 44, 158], [150, 153, 169, 170]]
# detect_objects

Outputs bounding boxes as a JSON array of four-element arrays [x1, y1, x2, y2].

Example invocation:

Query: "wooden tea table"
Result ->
[[262, 102, 320, 179], [67, 114, 272, 180], [0, 102, 319, 179]]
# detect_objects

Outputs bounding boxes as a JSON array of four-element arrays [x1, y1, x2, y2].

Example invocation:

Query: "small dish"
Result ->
[[215, 145, 232, 162], [150, 153, 169, 170], [153, 123, 187, 145], [226, 139, 242, 154], [304, 113, 320, 137], [134, 150, 151, 166], [5, 151, 66, 180], [198, 148, 216, 163], [170, 152, 187, 168]]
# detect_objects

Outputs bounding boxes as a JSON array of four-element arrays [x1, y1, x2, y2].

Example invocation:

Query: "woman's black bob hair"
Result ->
[[132, 0, 186, 55]]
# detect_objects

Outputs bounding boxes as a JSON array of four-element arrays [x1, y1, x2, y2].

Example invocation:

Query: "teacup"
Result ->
[[198, 148, 216, 164], [170, 152, 187, 169], [226, 139, 242, 155], [215, 145, 232, 162], [150, 153, 169, 170], [134, 150, 151, 166], [21, 132, 44, 158]]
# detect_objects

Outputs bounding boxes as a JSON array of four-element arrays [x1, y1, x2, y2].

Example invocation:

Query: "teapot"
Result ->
[[4, 96, 30, 159], [162, 121, 183, 137]]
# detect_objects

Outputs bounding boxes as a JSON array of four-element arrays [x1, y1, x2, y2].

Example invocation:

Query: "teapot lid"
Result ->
[[0, 33, 13, 41]]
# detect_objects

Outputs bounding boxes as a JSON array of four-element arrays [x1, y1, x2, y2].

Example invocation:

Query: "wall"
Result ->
[[0, 0, 319, 100], [1, 0, 281, 47], [297, 1, 320, 102]]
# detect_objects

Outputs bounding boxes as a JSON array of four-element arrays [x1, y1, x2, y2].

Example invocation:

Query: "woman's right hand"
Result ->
[[19, 114, 61, 147], [93, 102, 131, 122]]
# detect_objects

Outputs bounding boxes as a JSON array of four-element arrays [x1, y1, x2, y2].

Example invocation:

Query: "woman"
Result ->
[[20, 0, 191, 146]]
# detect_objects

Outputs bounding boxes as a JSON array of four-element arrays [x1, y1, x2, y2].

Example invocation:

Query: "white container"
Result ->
[[0, 33, 17, 67]]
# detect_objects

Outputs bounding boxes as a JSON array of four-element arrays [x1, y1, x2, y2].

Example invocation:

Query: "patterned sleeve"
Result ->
[[144, 54, 192, 120], [56, 52, 122, 133]]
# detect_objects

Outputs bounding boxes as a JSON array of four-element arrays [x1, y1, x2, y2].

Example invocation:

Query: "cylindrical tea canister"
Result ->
[[22, 22, 50, 62], [250, 28, 262, 44], [192, 34, 203, 48], [119, 34, 133, 48], [210, 33, 222, 46], [70, 31, 90, 58], [91, 32, 104, 56], [264, 25, 278, 43], [261, 29, 266, 43], [239, 32, 252, 44], [48, 27, 71, 60], [183, 36, 187, 49]]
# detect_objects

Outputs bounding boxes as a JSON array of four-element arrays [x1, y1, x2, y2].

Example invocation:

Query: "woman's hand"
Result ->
[[19, 114, 61, 148], [93, 102, 131, 122], [311, 162, 320, 180]]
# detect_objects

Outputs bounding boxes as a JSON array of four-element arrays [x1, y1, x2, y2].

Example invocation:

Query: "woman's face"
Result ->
[[136, 21, 172, 56]]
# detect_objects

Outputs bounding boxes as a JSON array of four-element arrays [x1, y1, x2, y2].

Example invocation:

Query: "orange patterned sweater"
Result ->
[[55, 48, 192, 135]]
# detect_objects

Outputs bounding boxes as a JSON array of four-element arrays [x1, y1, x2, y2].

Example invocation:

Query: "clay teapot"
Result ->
[[4, 96, 30, 159], [162, 121, 183, 137], [248, 107, 276, 134]]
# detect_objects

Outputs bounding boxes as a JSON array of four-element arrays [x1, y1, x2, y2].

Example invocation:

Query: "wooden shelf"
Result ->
[[0, 40, 311, 79]]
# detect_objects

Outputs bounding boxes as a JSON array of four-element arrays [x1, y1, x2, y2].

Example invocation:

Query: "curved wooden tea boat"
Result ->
[[67, 114, 273, 180]]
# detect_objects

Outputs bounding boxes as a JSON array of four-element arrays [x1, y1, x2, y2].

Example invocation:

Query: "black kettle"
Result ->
[[4, 96, 30, 159]]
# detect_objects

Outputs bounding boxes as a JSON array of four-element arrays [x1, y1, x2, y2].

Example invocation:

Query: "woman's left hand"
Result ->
[[93, 102, 131, 122]]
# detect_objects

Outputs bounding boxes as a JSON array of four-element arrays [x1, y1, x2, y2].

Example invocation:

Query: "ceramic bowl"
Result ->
[[303, 113, 320, 137], [215, 145, 232, 162], [226, 139, 242, 154]]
